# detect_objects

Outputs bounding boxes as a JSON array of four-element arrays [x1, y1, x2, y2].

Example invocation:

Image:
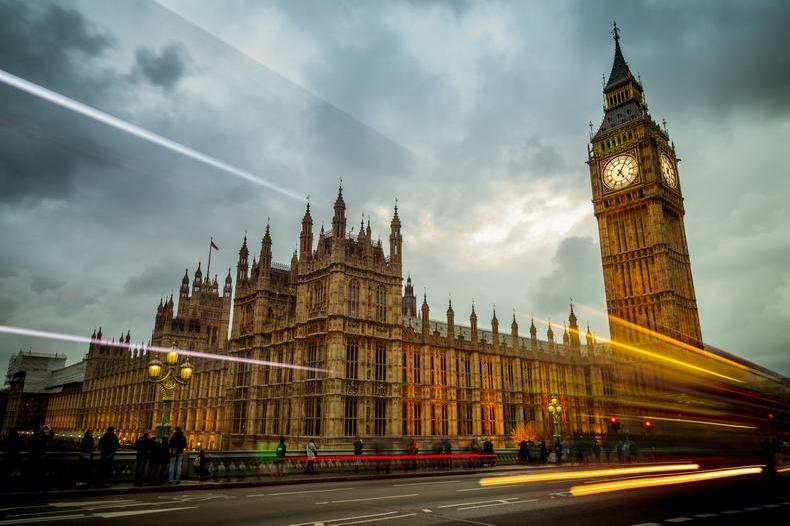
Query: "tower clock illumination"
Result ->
[[660, 153, 678, 188], [602, 154, 638, 190]]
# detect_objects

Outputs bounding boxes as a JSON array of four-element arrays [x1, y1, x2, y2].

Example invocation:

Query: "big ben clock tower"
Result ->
[[588, 24, 703, 348]]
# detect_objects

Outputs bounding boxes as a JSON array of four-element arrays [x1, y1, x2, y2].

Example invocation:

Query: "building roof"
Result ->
[[44, 360, 86, 391], [605, 33, 633, 89]]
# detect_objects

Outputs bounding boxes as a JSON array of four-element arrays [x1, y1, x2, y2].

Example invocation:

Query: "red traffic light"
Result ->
[[643, 419, 652, 428], [609, 416, 618, 424]]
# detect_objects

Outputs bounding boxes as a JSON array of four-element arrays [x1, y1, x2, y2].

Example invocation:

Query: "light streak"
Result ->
[[639, 415, 756, 430], [479, 463, 700, 487], [776, 466, 790, 474], [0, 324, 324, 373], [0, 68, 304, 201], [532, 315, 741, 383], [570, 466, 763, 496]]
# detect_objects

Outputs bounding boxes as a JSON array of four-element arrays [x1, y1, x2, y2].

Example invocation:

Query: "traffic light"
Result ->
[[609, 416, 621, 432], [643, 419, 653, 431]]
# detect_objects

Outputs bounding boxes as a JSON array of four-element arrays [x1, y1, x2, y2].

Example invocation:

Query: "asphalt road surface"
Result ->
[[1, 465, 788, 525]]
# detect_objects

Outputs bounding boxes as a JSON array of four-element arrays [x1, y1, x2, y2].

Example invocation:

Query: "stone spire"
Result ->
[[300, 201, 313, 261], [332, 183, 346, 238]]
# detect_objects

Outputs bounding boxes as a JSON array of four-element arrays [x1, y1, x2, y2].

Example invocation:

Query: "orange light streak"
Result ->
[[640, 415, 756, 430], [479, 463, 699, 487], [570, 466, 763, 496]]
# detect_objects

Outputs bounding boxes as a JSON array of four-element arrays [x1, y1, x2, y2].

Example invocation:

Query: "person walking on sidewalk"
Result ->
[[168, 427, 187, 484], [305, 438, 318, 474], [134, 432, 151, 486], [97, 426, 119, 487], [353, 436, 363, 473], [275, 437, 287, 478]]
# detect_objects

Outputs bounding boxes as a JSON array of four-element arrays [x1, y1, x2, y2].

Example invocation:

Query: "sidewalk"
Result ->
[[1, 462, 568, 501]]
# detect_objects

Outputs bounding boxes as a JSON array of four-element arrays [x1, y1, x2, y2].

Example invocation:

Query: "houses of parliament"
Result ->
[[5, 28, 737, 451]]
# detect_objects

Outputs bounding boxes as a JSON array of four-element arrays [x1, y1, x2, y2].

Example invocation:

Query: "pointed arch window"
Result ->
[[375, 286, 387, 322], [348, 280, 360, 317]]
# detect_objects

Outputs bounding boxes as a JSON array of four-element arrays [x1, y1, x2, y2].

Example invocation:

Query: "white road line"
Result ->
[[249, 487, 356, 497], [721, 510, 741, 514], [631, 523, 661, 526], [457, 484, 524, 492], [422, 509, 432, 513], [334, 513, 417, 526], [393, 480, 462, 487], [694, 513, 718, 518], [0, 514, 85, 525], [744, 506, 761, 511], [48, 499, 135, 507], [666, 518, 693, 523], [438, 498, 518, 508], [762, 504, 780, 508], [457, 498, 538, 511], [289, 511, 397, 525], [324, 493, 419, 504], [93, 506, 197, 518]]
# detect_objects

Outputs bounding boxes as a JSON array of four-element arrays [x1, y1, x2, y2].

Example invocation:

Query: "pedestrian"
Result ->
[[592, 439, 601, 464], [27, 424, 47, 483], [442, 437, 452, 469], [97, 426, 119, 487], [555, 442, 563, 464], [1, 428, 20, 487], [482, 437, 495, 467], [77, 429, 94, 487], [539, 439, 548, 464], [152, 437, 169, 482], [518, 440, 528, 464], [134, 432, 151, 486], [616, 440, 624, 463], [604, 440, 612, 463], [275, 437, 286, 478], [197, 449, 212, 479], [353, 436, 363, 473], [406, 438, 418, 472], [305, 438, 318, 474], [168, 426, 187, 484]]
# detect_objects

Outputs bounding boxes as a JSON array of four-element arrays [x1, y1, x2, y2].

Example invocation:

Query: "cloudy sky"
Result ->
[[1, 0, 789, 376]]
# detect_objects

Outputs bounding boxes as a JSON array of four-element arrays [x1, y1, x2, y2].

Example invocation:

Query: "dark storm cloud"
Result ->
[[0, 0, 113, 97], [124, 261, 187, 296], [133, 43, 191, 89]]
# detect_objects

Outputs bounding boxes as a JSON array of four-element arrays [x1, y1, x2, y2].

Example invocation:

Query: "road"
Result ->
[[1, 464, 788, 526]]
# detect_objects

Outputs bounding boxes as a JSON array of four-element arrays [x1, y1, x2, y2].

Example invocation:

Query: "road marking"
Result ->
[[631, 523, 661, 526], [457, 498, 538, 511], [422, 509, 432, 513], [666, 518, 692, 523], [334, 513, 417, 525], [439, 498, 518, 508], [48, 500, 135, 507], [249, 487, 356, 497], [762, 504, 780, 508], [93, 506, 197, 518], [721, 510, 741, 515], [0, 514, 85, 525], [323, 493, 419, 504], [290, 511, 398, 525], [694, 513, 718, 518], [457, 484, 523, 492], [393, 480, 462, 487], [744, 507, 761, 511]]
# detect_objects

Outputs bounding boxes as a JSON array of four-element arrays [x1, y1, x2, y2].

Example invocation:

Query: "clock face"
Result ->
[[660, 153, 678, 189], [602, 154, 638, 190]]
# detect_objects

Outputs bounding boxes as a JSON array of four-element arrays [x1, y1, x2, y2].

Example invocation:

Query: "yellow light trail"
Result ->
[[479, 463, 700, 487], [640, 415, 756, 430], [777, 466, 790, 474], [570, 466, 763, 496], [532, 315, 741, 383]]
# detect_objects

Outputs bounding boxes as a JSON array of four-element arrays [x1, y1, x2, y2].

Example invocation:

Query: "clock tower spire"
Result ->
[[588, 23, 703, 348]]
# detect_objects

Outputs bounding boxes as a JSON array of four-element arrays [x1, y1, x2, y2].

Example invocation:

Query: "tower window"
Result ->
[[375, 287, 387, 322], [343, 397, 357, 436], [348, 280, 360, 317], [345, 339, 358, 379], [375, 344, 387, 382]]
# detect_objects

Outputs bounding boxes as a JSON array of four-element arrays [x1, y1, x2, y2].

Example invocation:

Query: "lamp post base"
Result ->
[[155, 423, 171, 442]]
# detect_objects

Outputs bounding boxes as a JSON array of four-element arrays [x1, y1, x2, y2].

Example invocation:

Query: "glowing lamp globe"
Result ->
[[147, 358, 162, 379], [180, 361, 193, 381], [166, 350, 179, 365]]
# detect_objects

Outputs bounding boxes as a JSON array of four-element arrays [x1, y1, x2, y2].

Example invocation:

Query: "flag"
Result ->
[[210, 239, 219, 251]]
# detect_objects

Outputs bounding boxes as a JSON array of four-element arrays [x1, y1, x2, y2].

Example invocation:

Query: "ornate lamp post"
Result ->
[[547, 395, 562, 447], [148, 347, 193, 440]]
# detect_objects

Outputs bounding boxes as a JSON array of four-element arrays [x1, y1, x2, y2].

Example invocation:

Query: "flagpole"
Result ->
[[207, 236, 213, 278]]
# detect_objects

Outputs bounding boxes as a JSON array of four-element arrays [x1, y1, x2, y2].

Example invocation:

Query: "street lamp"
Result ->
[[148, 347, 193, 440], [547, 395, 562, 447]]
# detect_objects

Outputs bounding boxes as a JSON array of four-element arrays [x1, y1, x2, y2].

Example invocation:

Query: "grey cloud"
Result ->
[[30, 275, 65, 294], [124, 261, 186, 296], [532, 236, 605, 320], [133, 42, 190, 89]]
